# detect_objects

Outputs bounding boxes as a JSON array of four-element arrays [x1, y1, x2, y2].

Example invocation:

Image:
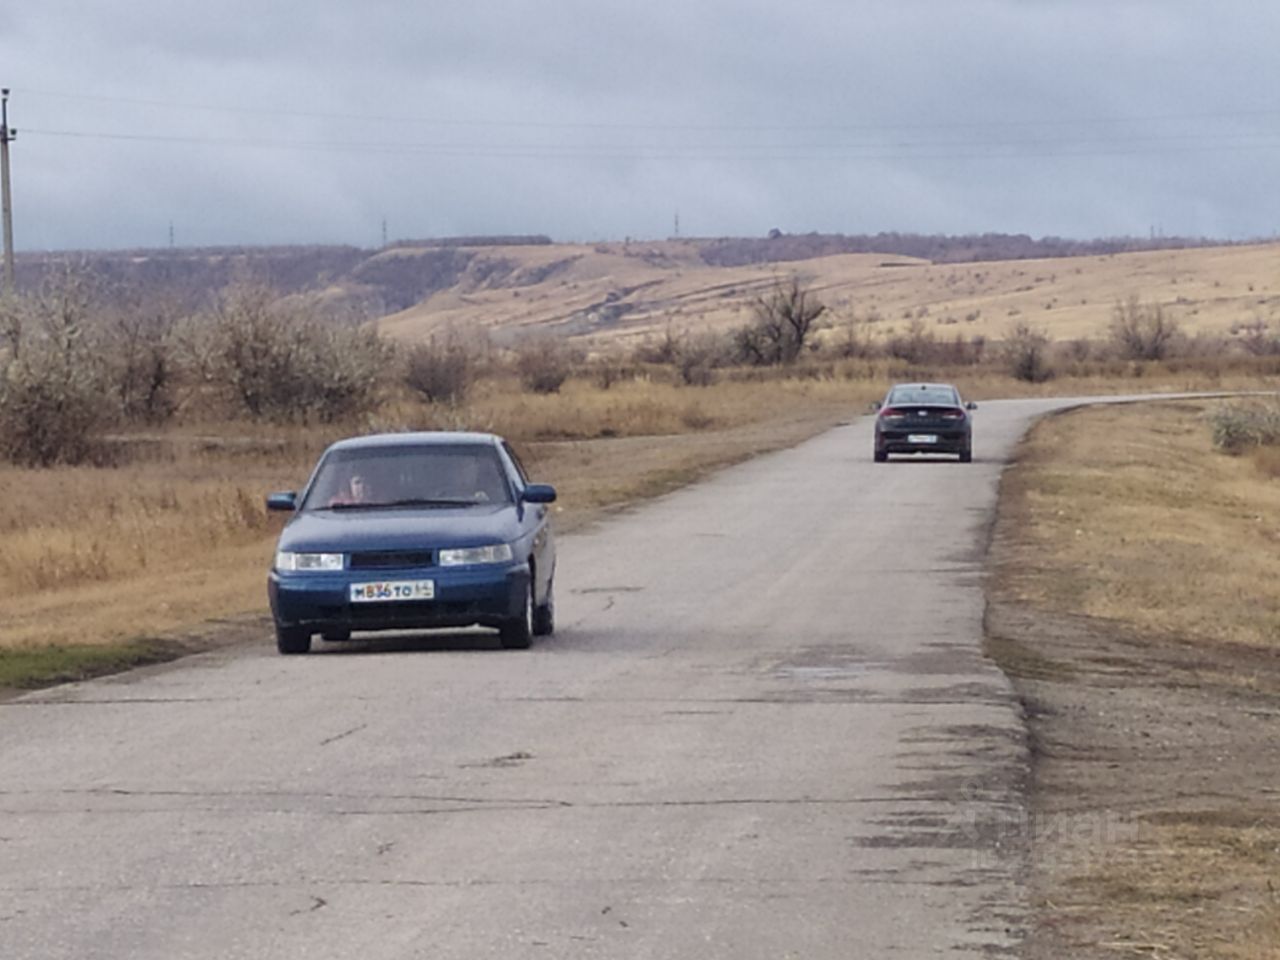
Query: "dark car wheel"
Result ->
[[532, 577, 555, 637], [500, 583, 534, 649], [959, 446, 972, 463], [874, 448, 888, 463], [276, 625, 311, 655]]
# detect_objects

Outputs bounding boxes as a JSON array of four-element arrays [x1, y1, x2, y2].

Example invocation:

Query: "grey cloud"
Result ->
[[6, 1, 1280, 249]]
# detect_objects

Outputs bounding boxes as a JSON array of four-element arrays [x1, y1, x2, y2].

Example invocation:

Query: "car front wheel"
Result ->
[[276, 625, 311, 655], [532, 577, 555, 637], [500, 582, 534, 649]]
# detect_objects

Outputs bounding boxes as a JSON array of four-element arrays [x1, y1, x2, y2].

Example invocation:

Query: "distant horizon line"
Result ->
[[12, 230, 1278, 259]]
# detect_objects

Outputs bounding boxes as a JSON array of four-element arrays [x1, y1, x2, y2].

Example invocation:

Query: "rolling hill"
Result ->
[[14, 235, 1278, 348]]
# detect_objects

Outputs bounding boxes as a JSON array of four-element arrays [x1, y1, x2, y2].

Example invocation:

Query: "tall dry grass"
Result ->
[[997, 400, 1280, 648]]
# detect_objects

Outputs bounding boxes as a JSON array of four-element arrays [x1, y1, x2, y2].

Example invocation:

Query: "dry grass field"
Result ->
[[373, 240, 1280, 348], [990, 400, 1280, 959], [998, 400, 1280, 647]]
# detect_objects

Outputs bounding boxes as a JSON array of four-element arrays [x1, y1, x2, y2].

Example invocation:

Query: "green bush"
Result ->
[[1208, 401, 1280, 453]]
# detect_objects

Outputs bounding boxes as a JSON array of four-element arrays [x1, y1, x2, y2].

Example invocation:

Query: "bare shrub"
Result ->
[[830, 319, 878, 359], [0, 274, 107, 466], [403, 334, 474, 405], [734, 276, 827, 365], [0, 291, 28, 358], [1002, 322, 1054, 383], [515, 336, 574, 394], [1208, 400, 1280, 453], [210, 284, 388, 423], [102, 293, 183, 424], [1109, 296, 1180, 361], [936, 333, 986, 366], [589, 355, 630, 390], [674, 332, 728, 386], [632, 325, 683, 365], [1236, 317, 1280, 356], [1064, 338, 1093, 363], [884, 319, 937, 365]]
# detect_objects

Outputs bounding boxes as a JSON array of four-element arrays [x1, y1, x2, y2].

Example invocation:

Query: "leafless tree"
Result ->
[[735, 276, 827, 365], [1109, 296, 1180, 361]]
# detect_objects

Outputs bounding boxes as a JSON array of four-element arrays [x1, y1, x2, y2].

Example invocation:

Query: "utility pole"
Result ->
[[1, 88, 16, 294]]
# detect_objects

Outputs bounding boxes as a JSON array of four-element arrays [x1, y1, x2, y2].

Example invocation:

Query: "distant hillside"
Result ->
[[10, 233, 1276, 348]]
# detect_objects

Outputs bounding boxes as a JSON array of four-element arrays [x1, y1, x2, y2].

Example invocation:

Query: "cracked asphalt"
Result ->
[[0, 398, 1123, 959]]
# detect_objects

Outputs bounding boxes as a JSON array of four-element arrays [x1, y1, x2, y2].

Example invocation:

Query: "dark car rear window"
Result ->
[[303, 444, 512, 508], [888, 386, 959, 406]]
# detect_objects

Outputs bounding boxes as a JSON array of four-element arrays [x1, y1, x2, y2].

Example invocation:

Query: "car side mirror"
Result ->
[[966, 401, 978, 410], [266, 491, 298, 512], [521, 484, 557, 504]]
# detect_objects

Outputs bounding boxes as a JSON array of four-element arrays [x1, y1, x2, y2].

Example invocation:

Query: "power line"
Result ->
[[20, 125, 1280, 162], [15, 85, 1280, 134]]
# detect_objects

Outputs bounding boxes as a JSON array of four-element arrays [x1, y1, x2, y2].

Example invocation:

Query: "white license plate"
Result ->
[[350, 580, 436, 603], [907, 434, 938, 444]]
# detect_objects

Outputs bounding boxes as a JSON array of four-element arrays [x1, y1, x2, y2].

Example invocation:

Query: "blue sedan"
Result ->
[[266, 432, 556, 654]]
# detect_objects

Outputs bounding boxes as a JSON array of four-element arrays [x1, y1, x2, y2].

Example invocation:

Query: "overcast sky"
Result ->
[[4, 1, 1280, 251]]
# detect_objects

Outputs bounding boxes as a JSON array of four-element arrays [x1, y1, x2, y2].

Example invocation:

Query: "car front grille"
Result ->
[[349, 550, 434, 570], [347, 600, 486, 625]]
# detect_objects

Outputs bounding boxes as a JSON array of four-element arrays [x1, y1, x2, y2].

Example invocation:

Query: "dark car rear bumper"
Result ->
[[269, 563, 529, 636], [876, 428, 971, 455]]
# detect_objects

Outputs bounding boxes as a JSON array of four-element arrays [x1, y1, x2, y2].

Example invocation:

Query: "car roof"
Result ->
[[888, 382, 958, 393], [324, 431, 504, 453]]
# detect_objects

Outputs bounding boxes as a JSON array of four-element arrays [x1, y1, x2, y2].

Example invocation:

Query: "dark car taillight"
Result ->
[[939, 410, 966, 420], [880, 407, 908, 421]]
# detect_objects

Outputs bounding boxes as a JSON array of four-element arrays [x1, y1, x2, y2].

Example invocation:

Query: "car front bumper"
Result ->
[[268, 562, 529, 636]]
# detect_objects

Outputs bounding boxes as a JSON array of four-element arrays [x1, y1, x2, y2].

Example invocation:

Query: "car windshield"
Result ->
[[302, 444, 512, 510], [888, 386, 959, 406]]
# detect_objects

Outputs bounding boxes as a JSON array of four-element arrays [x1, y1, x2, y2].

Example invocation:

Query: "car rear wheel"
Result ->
[[532, 577, 555, 637], [959, 446, 972, 463], [500, 582, 534, 649], [276, 625, 311, 655], [874, 448, 888, 463]]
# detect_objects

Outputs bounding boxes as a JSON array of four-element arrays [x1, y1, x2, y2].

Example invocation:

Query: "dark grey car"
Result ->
[[872, 382, 976, 462]]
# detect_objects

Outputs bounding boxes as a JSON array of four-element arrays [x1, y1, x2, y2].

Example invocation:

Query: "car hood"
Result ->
[[278, 504, 525, 553]]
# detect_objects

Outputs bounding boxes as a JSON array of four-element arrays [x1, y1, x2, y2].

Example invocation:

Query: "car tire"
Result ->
[[276, 625, 311, 655], [532, 577, 555, 637], [874, 449, 888, 463], [500, 582, 534, 649], [959, 447, 972, 463]]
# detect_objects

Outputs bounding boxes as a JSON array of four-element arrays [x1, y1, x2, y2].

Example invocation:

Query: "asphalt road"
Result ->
[[1, 397, 1099, 959]]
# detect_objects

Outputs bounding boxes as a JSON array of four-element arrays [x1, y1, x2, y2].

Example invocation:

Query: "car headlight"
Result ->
[[275, 551, 344, 572], [438, 544, 514, 567]]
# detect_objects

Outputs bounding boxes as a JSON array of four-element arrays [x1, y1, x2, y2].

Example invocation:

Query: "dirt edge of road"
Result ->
[[985, 404, 1280, 959]]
